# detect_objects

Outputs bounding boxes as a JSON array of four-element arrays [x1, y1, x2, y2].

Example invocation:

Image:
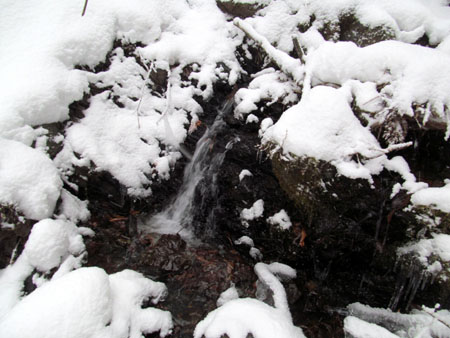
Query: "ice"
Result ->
[[0, 138, 62, 220], [194, 262, 305, 338], [267, 209, 292, 230]]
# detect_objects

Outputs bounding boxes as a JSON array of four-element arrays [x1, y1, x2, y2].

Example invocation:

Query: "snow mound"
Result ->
[[24, 219, 92, 272], [411, 180, 450, 213], [0, 267, 172, 338], [267, 209, 292, 230], [346, 302, 450, 338], [234, 68, 299, 119], [398, 233, 450, 268], [241, 199, 265, 227], [0, 138, 62, 220], [344, 316, 400, 338], [0, 219, 94, 317], [194, 262, 305, 338], [262, 86, 385, 181], [305, 40, 450, 135]]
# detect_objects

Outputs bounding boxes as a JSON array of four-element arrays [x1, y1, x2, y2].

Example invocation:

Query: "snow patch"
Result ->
[[239, 169, 253, 182], [0, 138, 62, 220], [194, 262, 305, 338], [262, 86, 385, 181], [0, 267, 173, 338], [241, 199, 265, 227], [267, 209, 292, 230]]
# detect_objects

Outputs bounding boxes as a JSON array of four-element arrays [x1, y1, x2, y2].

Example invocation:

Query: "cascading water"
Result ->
[[139, 99, 235, 242]]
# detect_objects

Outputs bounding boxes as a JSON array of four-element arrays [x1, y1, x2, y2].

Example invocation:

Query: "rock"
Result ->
[[216, 0, 265, 19], [0, 205, 33, 269], [318, 13, 395, 47]]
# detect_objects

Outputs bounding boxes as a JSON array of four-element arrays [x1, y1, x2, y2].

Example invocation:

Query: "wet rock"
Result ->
[[216, 0, 265, 19], [0, 205, 33, 269], [134, 235, 257, 337], [318, 13, 395, 47]]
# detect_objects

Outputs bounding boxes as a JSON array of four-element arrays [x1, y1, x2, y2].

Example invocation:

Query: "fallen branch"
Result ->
[[233, 18, 304, 84]]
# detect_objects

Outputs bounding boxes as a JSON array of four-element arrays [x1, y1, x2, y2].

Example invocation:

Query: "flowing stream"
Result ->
[[140, 99, 235, 242]]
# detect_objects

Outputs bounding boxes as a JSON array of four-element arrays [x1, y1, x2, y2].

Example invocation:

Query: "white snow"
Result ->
[[234, 68, 300, 119], [1, 0, 450, 335], [217, 285, 240, 307], [411, 180, 450, 213], [57, 189, 90, 223], [346, 302, 450, 338], [246, 114, 260, 124], [398, 233, 450, 267], [0, 219, 94, 317], [0, 138, 62, 220], [235, 235, 255, 247], [344, 316, 400, 338], [0, 267, 173, 338], [267, 209, 292, 230], [305, 40, 450, 134], [262, 86, 385, 181], [194, 262, 305, 338], [241, 199, 265, 227], [239, 169, 253, 182]]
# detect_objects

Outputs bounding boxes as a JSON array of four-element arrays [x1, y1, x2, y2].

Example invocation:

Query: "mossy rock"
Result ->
[[270, 148, 377, 224]]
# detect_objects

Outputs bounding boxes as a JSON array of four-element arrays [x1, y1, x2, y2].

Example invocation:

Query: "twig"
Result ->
[[135, 62, 154, 130], [292, 36, 305, 62], [234, 18, 304, 84], [81, 0, 88, 16]]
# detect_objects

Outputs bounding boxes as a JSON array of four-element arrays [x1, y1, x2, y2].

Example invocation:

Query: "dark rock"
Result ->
[[0, 205, 33, 269], [216, 0, 265, 19], [317, 13, 395, 47]]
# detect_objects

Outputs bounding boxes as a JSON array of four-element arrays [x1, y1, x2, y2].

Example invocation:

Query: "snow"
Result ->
[[305, 40, 450, 132], [23, 219, 90, 272], [217, 285, 240, 307], [0, 219, 94, 317], [262, 86, 385, 181], [0, 138, 62, 220], [267, 209, 292, 230], [194, 262, 305, 338], [234, 68, 300, 119], [344, 316, 400, 338], [234, 18, 304, 85], [246, 114, 259, 124], [241, 199, 265, 227], [1, 0, 450, 335], [235, 235, 255, 247], [411, 180, 450, 213], [398, 233, 450, 267], [346, 302, 450, 338], [0, 267, 173, 338], [57, 189, 90, 223], [239, 169, 253, 182]]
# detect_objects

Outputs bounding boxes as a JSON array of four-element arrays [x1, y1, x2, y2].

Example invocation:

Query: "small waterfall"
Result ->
[[140, 99, 235, 242]]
